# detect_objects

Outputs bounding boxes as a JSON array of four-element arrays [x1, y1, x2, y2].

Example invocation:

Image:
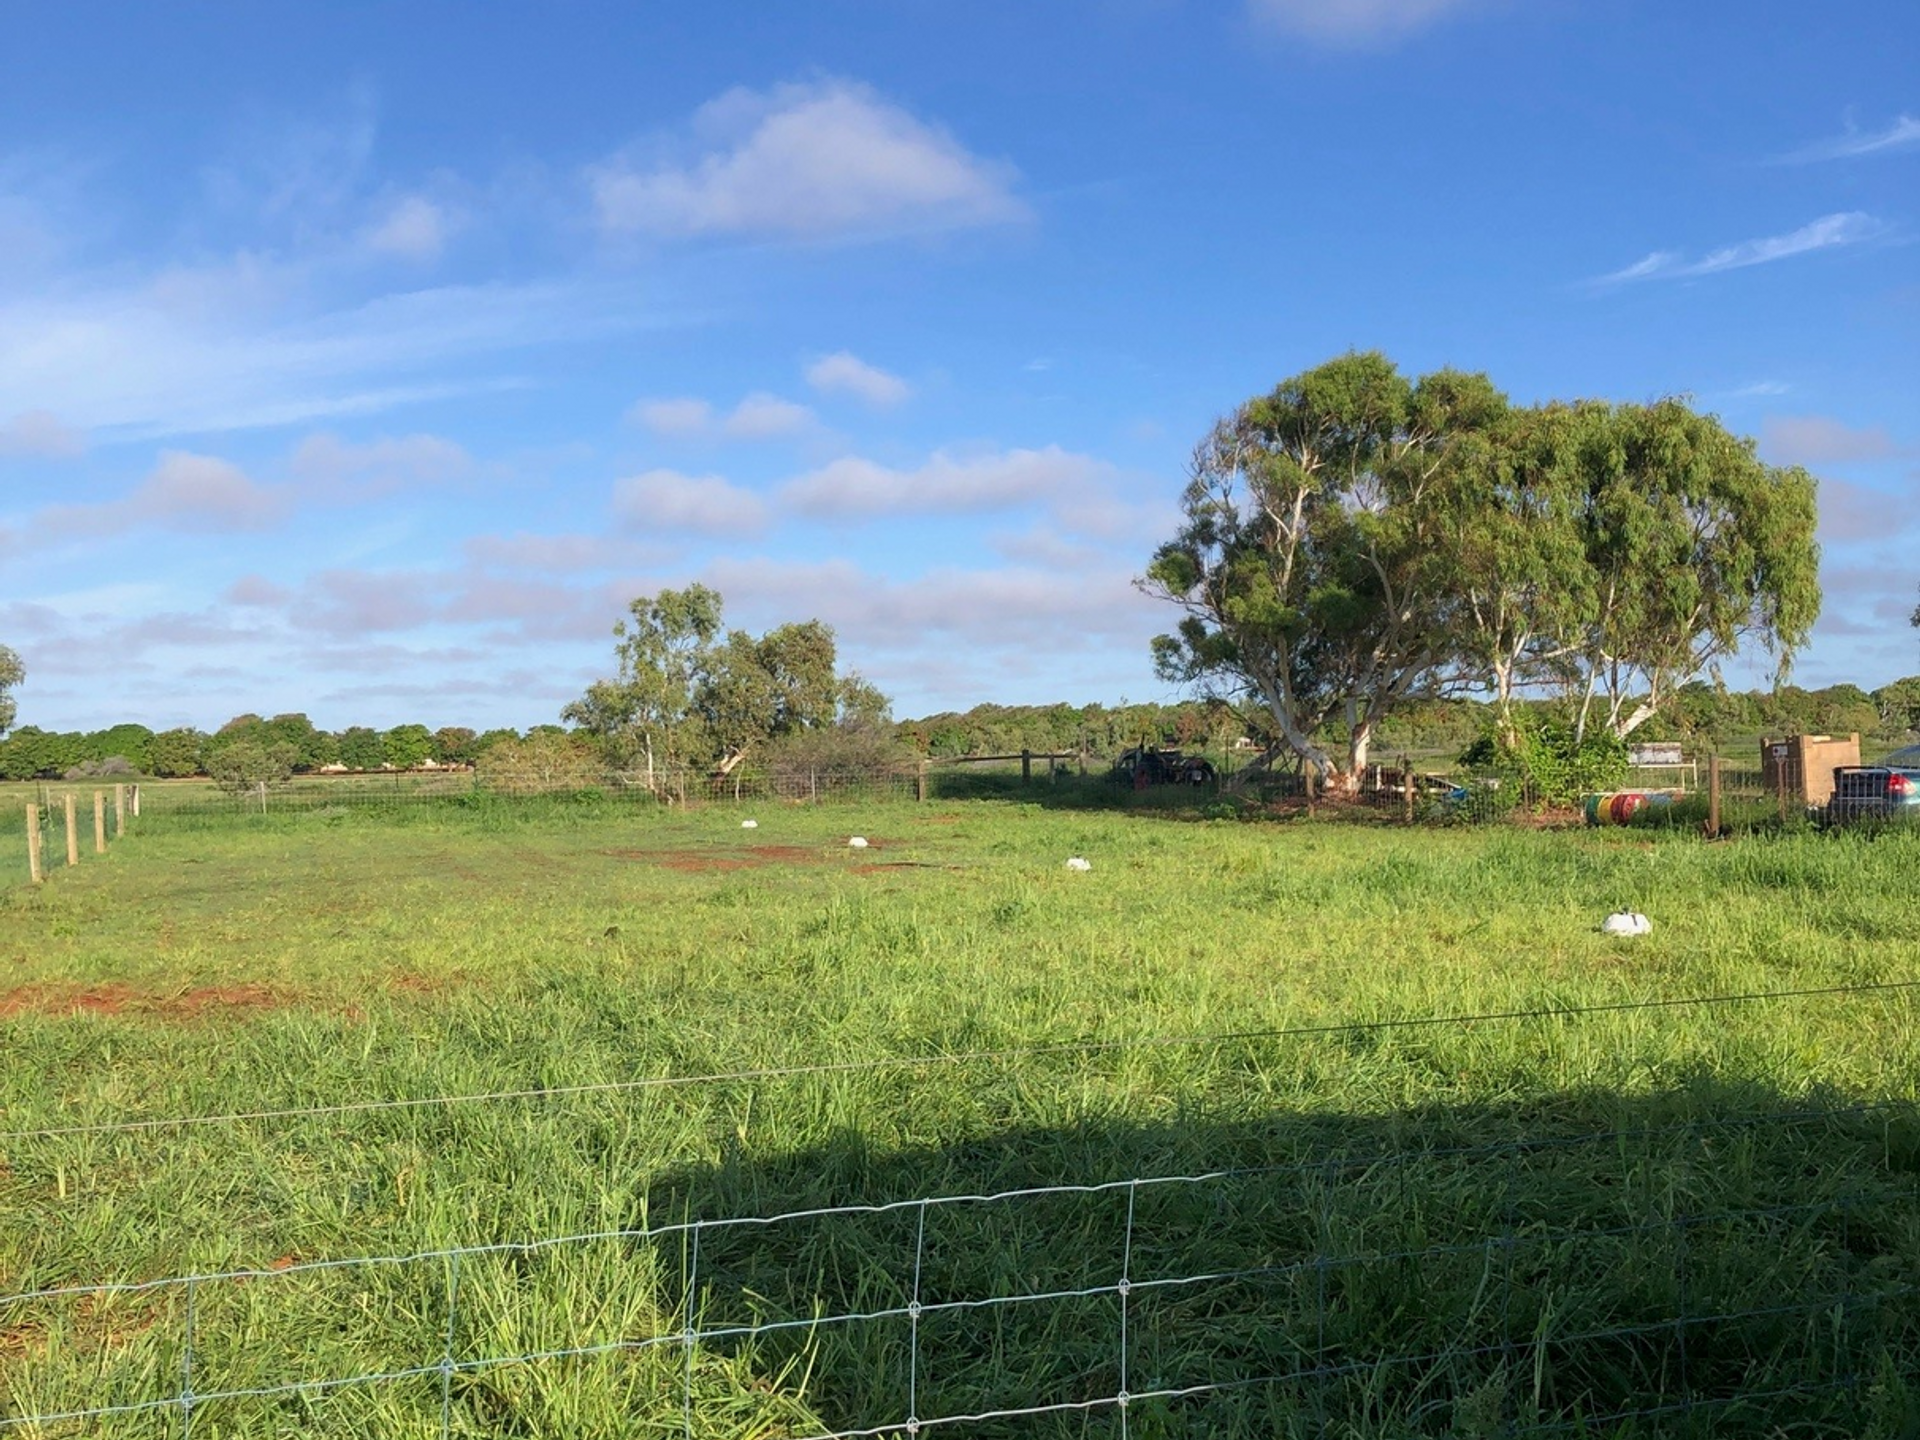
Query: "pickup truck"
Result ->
[[1825, 745, 1920, 827]]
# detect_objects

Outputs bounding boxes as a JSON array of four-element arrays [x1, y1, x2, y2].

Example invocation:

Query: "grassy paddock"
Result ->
[[1, 800, 1916, 1435]]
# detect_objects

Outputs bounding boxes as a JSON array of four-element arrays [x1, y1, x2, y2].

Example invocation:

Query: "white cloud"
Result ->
[[36, 451, 289, 539], [627, 396, 713, 436], [1594, 212, 1883, 285], [723, 392, 814, 439], [782, 446, 1109, 520], [132, 451, 289, 530], [613, 468, 768, 535], [1761, 415, 1899, 467], [1779, 114, 1920, 164], [289, 431, 472, 499], [590, 78, 1025, 240], [1249, 0, 1485, 45], [805, 351, 911, 406], [626, 392, 815, 440], [0, 408, 85, 458], [226, 574, 293, 607], [304, 567, 440, 635], [365, 195, 455, 259], [705, 554, 1160, 652]]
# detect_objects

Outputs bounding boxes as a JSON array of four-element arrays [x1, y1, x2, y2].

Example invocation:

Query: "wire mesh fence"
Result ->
[[4, 1097, 1915, 1435]]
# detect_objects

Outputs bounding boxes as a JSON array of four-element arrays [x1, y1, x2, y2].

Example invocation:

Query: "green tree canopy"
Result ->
[[1146, 354, 1823, 785], [382, 724, 434, 769], [565, 586, 888, 787], [0, 644, 23, 738]]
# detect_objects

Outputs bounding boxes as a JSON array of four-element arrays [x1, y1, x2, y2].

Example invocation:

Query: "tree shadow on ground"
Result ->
[[634, 1080, 1920, 1438]]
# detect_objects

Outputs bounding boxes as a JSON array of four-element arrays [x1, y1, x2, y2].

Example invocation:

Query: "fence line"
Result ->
[[7, 975, 1916, 1145], [4, 1099, 1913, 1434]]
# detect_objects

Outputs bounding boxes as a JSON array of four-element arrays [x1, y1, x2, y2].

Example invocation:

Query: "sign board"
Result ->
[[1627, 743, 1685, 767]]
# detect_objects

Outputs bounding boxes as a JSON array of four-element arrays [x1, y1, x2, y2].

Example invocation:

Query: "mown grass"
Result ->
[[1, 799, 1916, 1436]]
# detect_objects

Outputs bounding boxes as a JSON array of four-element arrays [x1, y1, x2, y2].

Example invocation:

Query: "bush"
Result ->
[[204, 738, 300, 794], [476, 732, 605, 796], [761, 723, 919, 789], [1462, 712, 1628, 810], [63, 756, 139, 780]]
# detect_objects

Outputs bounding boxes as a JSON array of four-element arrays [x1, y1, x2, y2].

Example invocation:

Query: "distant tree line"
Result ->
[[889, 680, 1920, 768], [0, 714, 529, 783], [2, 676, 1914, 785]]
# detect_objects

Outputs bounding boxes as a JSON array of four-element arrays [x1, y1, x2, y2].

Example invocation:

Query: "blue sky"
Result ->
[[2, 0, 1915, 733]]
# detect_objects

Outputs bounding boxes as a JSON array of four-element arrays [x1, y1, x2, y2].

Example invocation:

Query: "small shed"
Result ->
[[1760, 733, 1860, 808]]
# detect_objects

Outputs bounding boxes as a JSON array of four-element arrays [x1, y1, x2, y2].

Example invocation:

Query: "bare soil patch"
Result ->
[[0, 982, 285, 1022]]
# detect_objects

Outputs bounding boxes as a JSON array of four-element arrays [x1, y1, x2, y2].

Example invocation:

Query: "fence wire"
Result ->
[[4, 1098, 1916, 1435], [6, 976, 1916, 1144]]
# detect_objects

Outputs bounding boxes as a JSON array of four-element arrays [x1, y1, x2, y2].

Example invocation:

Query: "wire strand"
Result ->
[[6, 976, 1914, 1143]]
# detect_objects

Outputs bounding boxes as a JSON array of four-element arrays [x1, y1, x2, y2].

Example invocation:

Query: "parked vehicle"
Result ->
[[1111, 747, 1217, 787], [1824, 745, 1920, 827]]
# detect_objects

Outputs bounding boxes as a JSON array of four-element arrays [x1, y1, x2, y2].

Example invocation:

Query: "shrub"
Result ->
[[63, 756, 139, 780], [1461, 712, 1628, 810], [476, 732, 605, 796], [204, 738, 300, 794]]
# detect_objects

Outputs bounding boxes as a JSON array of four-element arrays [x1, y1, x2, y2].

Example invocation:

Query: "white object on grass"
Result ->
[[741, 819, 758, 829], [1066, 857, 1092, 872], [1601, 912, 1652, 937], [848, 836, 869, 849]]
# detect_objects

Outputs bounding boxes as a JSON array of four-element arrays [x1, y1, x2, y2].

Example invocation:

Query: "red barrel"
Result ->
[[1609, 792, 1647, 824]]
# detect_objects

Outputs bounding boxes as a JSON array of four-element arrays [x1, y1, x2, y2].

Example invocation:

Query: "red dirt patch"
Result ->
[[0, 981, 285, 1022]]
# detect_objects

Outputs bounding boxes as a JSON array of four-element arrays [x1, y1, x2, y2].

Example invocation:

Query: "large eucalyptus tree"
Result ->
[[1145, 353, 1822, 787]]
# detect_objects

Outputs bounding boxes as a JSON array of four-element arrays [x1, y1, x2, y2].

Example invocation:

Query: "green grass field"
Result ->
[[2, 797, 1916, 1436]]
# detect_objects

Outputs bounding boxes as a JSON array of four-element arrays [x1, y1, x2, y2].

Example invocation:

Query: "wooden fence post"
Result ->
[[94, 791, 107, 854], [114, 783, 126, 836], [64, 793, 79, 867], [131, 784, 141, 818], [916, 761, 928, 803], [1707, 755, 1721, 838], [1404, 767, 1415, 823], [1021, 749, 1032, 784], [26, 805, 42, 884]]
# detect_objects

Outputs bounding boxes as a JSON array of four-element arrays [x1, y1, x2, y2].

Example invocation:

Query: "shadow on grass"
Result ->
[[928, 768, 1244, 819], [635, 1080, 1920, 1437]]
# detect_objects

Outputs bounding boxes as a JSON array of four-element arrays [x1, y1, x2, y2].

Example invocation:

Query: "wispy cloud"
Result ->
[[1760, 414, 1900, 467], [288, 431, 473, 499], [805, 351, 911, 406], [34, 451, 290, 540], [1778, 114, 1920, 164], [781, 446, 1107, 520], [590, 78, 1026, 240], [0, 273, 631, 439], [363, 195, 458, 259], [1248, 0, 1485, 46], [1594, 212, 1883, 285], [0, 408, 86, 458], [613, 468, 768, 535], [624, 392, 816, 440]]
